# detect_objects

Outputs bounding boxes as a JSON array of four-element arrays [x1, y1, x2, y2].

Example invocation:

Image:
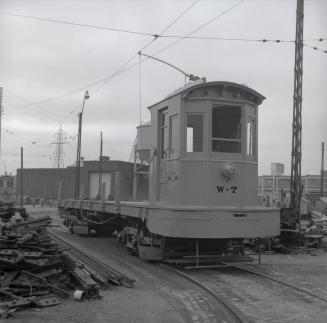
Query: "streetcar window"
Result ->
[[212, 106, 242, 153], [169, 115, 179, 158], [247, 118, 256, 156], [159, 109, 169, 158], [187, 114, 203, 152]]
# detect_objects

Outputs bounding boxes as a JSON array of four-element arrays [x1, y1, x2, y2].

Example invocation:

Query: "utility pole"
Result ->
[[51, 125, 68, 168], [74, 90, 90, 200], [20, 147, 24, 209], [290, 0, 304, 212], [321, 142, 325, 197], [0, 87, 3, 175], [98, 131, 103, 198]]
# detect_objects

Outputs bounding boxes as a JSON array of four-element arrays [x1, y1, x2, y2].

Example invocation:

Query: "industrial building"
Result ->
[[16, 158, 148, 202], [258, 174, 327, 196]]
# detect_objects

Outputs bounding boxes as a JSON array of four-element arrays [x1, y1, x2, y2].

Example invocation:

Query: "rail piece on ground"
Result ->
[[49, 231, 135, 288]]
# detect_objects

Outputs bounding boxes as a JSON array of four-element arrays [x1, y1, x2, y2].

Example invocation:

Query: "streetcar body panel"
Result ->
[[58, 80, 280, 253]]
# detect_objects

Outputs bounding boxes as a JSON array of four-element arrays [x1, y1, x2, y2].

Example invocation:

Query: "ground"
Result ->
[[7, 206, 327, 323]]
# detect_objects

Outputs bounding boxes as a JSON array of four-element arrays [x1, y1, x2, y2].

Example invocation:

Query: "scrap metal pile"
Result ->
[[0, 201, 15, 222], [0, 216, 100, 318], [304, 210, 327, 250]]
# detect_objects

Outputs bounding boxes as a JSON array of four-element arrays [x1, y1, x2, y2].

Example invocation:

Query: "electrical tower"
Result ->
[[290, 0, 304, 211], [51, 125, 69, 168]]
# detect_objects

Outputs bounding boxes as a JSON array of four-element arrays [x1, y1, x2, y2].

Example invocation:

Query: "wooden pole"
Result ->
[[98, 132, 103, 198], [20, 147, 23, 209], [321, 142, 325, 197]]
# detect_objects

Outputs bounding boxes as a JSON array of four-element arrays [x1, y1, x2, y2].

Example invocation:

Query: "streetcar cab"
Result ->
[[148, 81, 265, 208]]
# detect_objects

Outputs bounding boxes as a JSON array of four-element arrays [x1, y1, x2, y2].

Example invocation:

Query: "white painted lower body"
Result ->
[[120, 203, 280, 239], [58, 200, 280, 239]]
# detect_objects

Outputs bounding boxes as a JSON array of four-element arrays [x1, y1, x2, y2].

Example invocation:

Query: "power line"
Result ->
[[3, 38, 324, 116], [90, 0, 200, 97], [303, 42, 327, 53], [159, 0, 200, 35], [5, 0, 245, 110], [137, 0, 246, 76], [0, 11, 155, 37], [2, 8, 326, 44], [8, 0, 325, 129]]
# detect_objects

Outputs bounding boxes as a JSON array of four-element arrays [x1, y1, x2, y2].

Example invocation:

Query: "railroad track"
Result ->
[[161, 264, 251, 323], [47, 229, 326, 322], [49, 230, 249, 322], [222, 262, 327, 303], [48, 231, 135, 288], [169, 262, 327, 323]]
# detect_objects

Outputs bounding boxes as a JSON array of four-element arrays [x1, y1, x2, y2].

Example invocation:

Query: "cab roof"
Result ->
[[148, 81, 265, 109]]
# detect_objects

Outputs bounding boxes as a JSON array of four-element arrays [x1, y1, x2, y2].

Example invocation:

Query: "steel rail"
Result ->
[[48, 231, 135, 288], [160, 264, 250, 323], [222, 262, 327, 303]]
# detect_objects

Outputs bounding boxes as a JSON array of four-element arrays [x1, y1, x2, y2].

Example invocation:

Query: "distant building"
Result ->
[[271, 163, 284, 176], [258, 174, 327, 201], [16, 160, 148, 202], [0, 174, 16, 201]]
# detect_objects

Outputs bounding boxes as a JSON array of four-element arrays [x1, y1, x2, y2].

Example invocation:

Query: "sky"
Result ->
[[0, 0, 326, 176]]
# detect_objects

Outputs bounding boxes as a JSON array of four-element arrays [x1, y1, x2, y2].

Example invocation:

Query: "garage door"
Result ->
[[88, 172, 111, 199]]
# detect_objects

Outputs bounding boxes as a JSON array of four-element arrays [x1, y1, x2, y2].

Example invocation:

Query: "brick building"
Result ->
[[16, 159, 148, 201]]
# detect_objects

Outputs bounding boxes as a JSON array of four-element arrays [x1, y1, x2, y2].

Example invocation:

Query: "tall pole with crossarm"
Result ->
[[290, 0, 304, 213], [74, 90, 90, 200]]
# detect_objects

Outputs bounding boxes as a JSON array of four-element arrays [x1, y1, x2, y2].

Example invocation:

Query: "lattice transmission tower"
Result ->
[[290, 0, 304, 211], [51, 125, 69, 168]]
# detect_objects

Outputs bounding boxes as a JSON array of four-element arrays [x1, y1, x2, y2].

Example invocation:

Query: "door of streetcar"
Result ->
[[157, 108, 169, 202]]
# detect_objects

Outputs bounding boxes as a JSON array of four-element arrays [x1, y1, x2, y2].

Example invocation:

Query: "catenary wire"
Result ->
[[35, 0, 200, 158], [303, 42, 327, 53], [90, 0, 201, 97], [1, 9, 325, 44], [6, 0, 244, 109], [0, 11, 155, 37]]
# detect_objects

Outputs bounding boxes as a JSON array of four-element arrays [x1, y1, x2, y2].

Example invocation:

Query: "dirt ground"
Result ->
[[9, 206, 228, 323], [244, 251, 327, 299], [8, 206, 327, 323]]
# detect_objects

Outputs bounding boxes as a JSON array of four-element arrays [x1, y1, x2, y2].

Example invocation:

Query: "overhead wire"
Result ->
[[88, 0, 201, 144], [1, 0, 325, 108], [3, 0, 325, 120], [1, 9, 325, 44], [6, 0, 245, 110], [90, 0, 201, 97], [34, 0, 201, 164], [158, 0, 200, 35], [138, 0, 201, 124], [303, 42, 327, 53], [0, 11, 155, 37]]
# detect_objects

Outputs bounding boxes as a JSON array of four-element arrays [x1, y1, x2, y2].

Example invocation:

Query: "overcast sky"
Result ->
[[0, 0, 326, 175]]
